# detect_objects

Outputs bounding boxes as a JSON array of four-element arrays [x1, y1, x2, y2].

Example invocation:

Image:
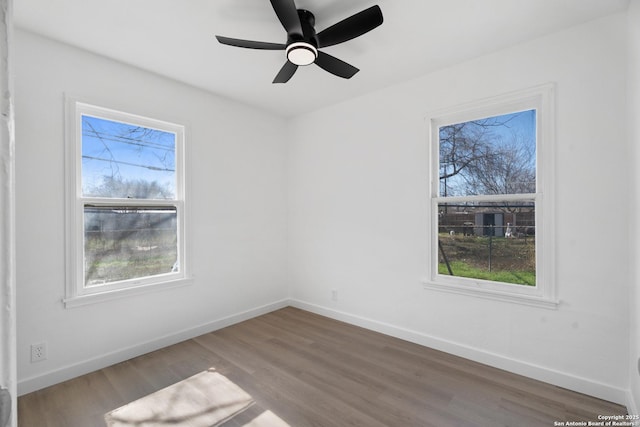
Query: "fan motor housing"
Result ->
[[288, 9, 318, 47]]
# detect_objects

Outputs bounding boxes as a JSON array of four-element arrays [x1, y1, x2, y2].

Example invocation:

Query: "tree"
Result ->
[[439, 121, 489, 197], [439, 113, 535, 197], [87, 176, 174, 199], [462, 135, 536, 196]]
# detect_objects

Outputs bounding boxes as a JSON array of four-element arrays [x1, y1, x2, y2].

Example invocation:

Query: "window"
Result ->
[[65, 99, 189, 307], [424, 85, 557, 308]]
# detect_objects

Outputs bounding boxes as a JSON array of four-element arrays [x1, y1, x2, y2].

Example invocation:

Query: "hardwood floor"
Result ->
[[19, 307, 627, 426]]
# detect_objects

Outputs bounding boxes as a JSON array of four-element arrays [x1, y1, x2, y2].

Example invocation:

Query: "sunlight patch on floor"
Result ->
[[105, 368, 290, 426]]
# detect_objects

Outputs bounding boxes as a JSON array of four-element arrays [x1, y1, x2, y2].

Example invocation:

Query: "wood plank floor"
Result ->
[[18, 307, 627, 426]]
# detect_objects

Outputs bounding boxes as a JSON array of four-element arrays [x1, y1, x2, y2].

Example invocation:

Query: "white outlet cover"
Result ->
[[30, 342, 47, 362]]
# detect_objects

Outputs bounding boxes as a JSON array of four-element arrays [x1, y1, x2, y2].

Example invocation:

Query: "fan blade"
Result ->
[[270, 0, 303, 38], [216, 36, 286, 50], [315, 51, 359, 79], [317, 5, 383, 48], [273, 61, 299, 83]]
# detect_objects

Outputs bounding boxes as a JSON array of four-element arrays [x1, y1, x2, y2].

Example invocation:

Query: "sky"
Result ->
[[81, 115, 176, 199], [492, 109, 536, 145]]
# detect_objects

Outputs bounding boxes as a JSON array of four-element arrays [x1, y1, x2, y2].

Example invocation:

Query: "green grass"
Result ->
[[85, 242, 176, 286], [437, 232, 536, 286], [438, 260, 535, 286]]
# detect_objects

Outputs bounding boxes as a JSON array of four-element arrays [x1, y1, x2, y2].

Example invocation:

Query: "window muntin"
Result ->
[[426, 85, 556, 307], [66, 100, 188, 306]]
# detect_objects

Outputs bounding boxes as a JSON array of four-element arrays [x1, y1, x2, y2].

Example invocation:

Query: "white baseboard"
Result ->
[[19, 298, 632, 412], [17, 299, 289, 396], [289, 299, 630, 408]]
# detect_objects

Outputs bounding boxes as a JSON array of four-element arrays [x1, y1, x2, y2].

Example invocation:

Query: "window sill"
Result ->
[[63, 277, 194, 308], [421, 279, 559, 310]]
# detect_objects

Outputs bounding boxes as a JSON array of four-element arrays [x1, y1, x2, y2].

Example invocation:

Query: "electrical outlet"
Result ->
[[30, 342, 47, 363], [331, 289, 338, 301]]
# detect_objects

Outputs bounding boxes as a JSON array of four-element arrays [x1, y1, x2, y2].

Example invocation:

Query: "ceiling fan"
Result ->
[[215, 0, 383, 83]]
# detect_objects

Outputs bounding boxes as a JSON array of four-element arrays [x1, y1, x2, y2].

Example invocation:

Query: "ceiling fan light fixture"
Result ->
[[286, 42, 317, 66], [216, 3, 383, 83]]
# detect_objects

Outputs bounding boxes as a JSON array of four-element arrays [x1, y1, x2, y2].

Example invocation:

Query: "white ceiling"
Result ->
[[15, 0, 629, 118]]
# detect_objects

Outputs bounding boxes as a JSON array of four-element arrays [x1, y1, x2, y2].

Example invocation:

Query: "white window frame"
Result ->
[[423, 84, 557, 309], [64, 97, 191, 308]]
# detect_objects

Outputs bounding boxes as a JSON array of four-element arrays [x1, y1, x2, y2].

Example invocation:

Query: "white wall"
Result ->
[[629, 0, 640, 415], [15, 30, 288, 394], [15, 6, 637, 410], [287, 13, 630, 404]]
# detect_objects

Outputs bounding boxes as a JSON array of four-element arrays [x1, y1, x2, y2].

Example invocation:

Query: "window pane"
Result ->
[[439, 110, 536, 197], [84, 206, 178, 287], [81, 115, 176, 199], [437, 201, 535, 286]]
